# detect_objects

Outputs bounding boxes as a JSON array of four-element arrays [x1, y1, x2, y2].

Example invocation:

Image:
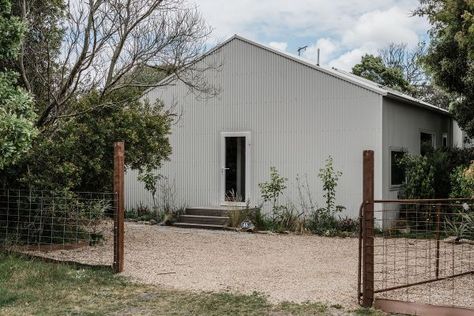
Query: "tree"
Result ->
[[378, 41, 453, 108], [415, 0, 474, 136], [13, 0, 214, 130], [1, 0, 216, 191], [6, 88, 173, 192], [0, 0, 36, 170], [352, 54, 411, 92]]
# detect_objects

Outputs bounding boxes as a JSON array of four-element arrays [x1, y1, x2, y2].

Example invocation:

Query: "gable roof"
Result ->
[[213, 35, 450, 116]]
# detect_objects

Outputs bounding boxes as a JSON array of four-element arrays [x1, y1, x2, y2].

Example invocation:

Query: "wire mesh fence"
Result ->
[[371, 199, 474, 309], [0, 189, 117, 268]]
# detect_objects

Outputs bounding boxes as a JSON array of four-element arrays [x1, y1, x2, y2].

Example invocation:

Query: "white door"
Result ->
[[220, 132, 251, 205]]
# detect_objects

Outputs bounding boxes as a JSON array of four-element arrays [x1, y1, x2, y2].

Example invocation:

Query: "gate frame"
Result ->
[[357, 150, 474, 314], [113, 141, 125, 273]]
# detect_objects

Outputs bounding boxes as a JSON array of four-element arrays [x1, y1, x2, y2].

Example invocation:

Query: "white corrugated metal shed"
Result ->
[[125, 34, 458, 218]]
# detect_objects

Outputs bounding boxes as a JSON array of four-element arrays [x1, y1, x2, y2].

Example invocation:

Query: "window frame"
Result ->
[[389, 147, 407, 190], [442, 132, 448, 147], [419, 130, 436, 155]]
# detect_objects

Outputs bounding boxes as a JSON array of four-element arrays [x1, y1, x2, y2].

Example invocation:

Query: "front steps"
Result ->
[[174, 207, 231, 230]]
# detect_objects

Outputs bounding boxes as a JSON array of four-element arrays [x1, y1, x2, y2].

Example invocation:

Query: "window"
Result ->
[[391, 150, 405, 187], [420, 132, 435, 156], [442, 133, 448, 147]]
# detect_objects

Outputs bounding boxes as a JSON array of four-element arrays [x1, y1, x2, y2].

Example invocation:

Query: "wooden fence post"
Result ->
[[113, 142, 125, 273], [362, 150, 375, 307]]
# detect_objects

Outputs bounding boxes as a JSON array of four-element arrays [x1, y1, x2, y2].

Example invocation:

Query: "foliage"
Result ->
[[0, 0, 26, 59], [296, 174, 317, 214], [352, 54, 411, 92], [318, 156, 344, 216], [450, 163, 474, 198], [415, 0, 474, 136], [258, 166, 288, 217], [0, 72, 36, 170], [127, 177, 182, 224], [397, 148, 474, 199], [2, 90, 172, 192], [0, 190, 109, 245], [445, 209, 474, 240], [2, 0, 213, 194], [399, 154, 436, 199], [138, 171, 162, 207], [271, 202, 306, 233], [0, 0, 36, 170]]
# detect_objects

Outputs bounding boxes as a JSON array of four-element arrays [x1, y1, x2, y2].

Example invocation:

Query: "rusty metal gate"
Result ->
[[358, 150, 474, 315]]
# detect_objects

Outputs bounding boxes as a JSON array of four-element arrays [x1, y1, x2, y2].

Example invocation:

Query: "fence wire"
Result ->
[[0, 189, 117, 267], [373, 200, 474, 309]]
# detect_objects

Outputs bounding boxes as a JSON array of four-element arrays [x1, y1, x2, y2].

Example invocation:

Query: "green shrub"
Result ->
[[450, 163, 474, 198], [399, 154, 436, 199]]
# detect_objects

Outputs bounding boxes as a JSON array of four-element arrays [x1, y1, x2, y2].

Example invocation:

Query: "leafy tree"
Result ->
[[0, 0, 36, 170], [415, 0, 474, 136], [4, 89, 172, 192], [352, 54, 411, 92], [1, 0, 215, 191]]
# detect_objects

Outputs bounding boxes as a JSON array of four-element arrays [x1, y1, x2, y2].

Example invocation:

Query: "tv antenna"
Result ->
[[297, 45, 308, 56]]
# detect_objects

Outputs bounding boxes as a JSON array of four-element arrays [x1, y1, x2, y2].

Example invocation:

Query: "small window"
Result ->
[[391, 150, 406, 187], [420, 132, 434, 156], [442, 133, 448, 147]]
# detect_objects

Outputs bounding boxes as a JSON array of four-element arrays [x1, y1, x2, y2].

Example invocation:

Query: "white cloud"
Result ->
[[268, 41, 288, 52], [328, 48, 373, 71], [190, 0, 429, 71], [302, 38, 338, 65], [342, 7, 426, 50]]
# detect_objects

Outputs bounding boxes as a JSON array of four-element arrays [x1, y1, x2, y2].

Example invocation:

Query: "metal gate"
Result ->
[[358, 151, 474, 315]]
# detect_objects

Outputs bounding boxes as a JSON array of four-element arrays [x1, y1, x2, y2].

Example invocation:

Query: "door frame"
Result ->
[[220, 131, 251, 206]]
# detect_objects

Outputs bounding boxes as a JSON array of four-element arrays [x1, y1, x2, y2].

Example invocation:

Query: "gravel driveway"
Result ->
[[122, 223, 360, 307], [21, 222, 474, 309]]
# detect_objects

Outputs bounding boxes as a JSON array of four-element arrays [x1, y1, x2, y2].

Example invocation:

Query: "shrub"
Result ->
[[399, 148, 474, 199], [450, 163, 474, 198], [399, 154, 435, 199]]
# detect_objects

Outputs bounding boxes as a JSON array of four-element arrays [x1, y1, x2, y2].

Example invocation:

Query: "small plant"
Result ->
[[296, 174, 317, 214], [259, 166, 288, 222], [445, 209, 474, 240], [138, 170, 162, 208], [307, 156, 349, 236], [318, 156, 343, 216]]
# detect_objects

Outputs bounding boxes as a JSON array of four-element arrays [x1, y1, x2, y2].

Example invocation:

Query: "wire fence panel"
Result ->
[[0, 189, 117, 268], [372, 200, 474, 310]]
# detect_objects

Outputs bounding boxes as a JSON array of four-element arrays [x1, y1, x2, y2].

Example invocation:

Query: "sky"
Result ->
[[192, 0, 430, 71]]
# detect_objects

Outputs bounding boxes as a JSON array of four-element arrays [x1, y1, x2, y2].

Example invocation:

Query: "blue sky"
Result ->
[[193, 0, 430, 71]]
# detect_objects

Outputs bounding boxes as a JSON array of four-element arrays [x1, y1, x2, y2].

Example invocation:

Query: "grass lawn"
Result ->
[[0, 253, 384, 315]]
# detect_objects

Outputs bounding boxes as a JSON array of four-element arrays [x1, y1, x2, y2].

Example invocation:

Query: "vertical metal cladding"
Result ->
[[125, 37, 386, 217]]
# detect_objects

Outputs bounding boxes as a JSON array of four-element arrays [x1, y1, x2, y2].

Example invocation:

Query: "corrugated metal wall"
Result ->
[[125, 38, 384, 217], [381, 97, 453, 226]]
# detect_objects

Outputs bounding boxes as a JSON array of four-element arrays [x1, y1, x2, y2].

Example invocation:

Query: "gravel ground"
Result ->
[[21, 221, 474, 309]]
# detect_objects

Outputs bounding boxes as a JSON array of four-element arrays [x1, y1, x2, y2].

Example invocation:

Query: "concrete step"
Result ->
[[178, 215, 229, 225], [173, 222, 227, 230], [185, 207, 231, 217]]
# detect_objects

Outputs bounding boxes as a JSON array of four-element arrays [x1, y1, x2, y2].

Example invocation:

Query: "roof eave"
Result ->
[[385, 92, 451, 116]]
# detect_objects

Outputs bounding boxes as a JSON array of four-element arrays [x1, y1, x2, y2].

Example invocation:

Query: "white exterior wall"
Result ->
[[381, 97, 453, 226], [125, 38, 385, 217]]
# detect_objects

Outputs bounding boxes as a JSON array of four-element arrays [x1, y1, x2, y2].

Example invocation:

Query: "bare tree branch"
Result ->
[[30, 0, 214, 129]]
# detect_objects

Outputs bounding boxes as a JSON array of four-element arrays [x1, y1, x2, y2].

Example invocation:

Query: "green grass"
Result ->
[[0, 253, 386, 315]]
